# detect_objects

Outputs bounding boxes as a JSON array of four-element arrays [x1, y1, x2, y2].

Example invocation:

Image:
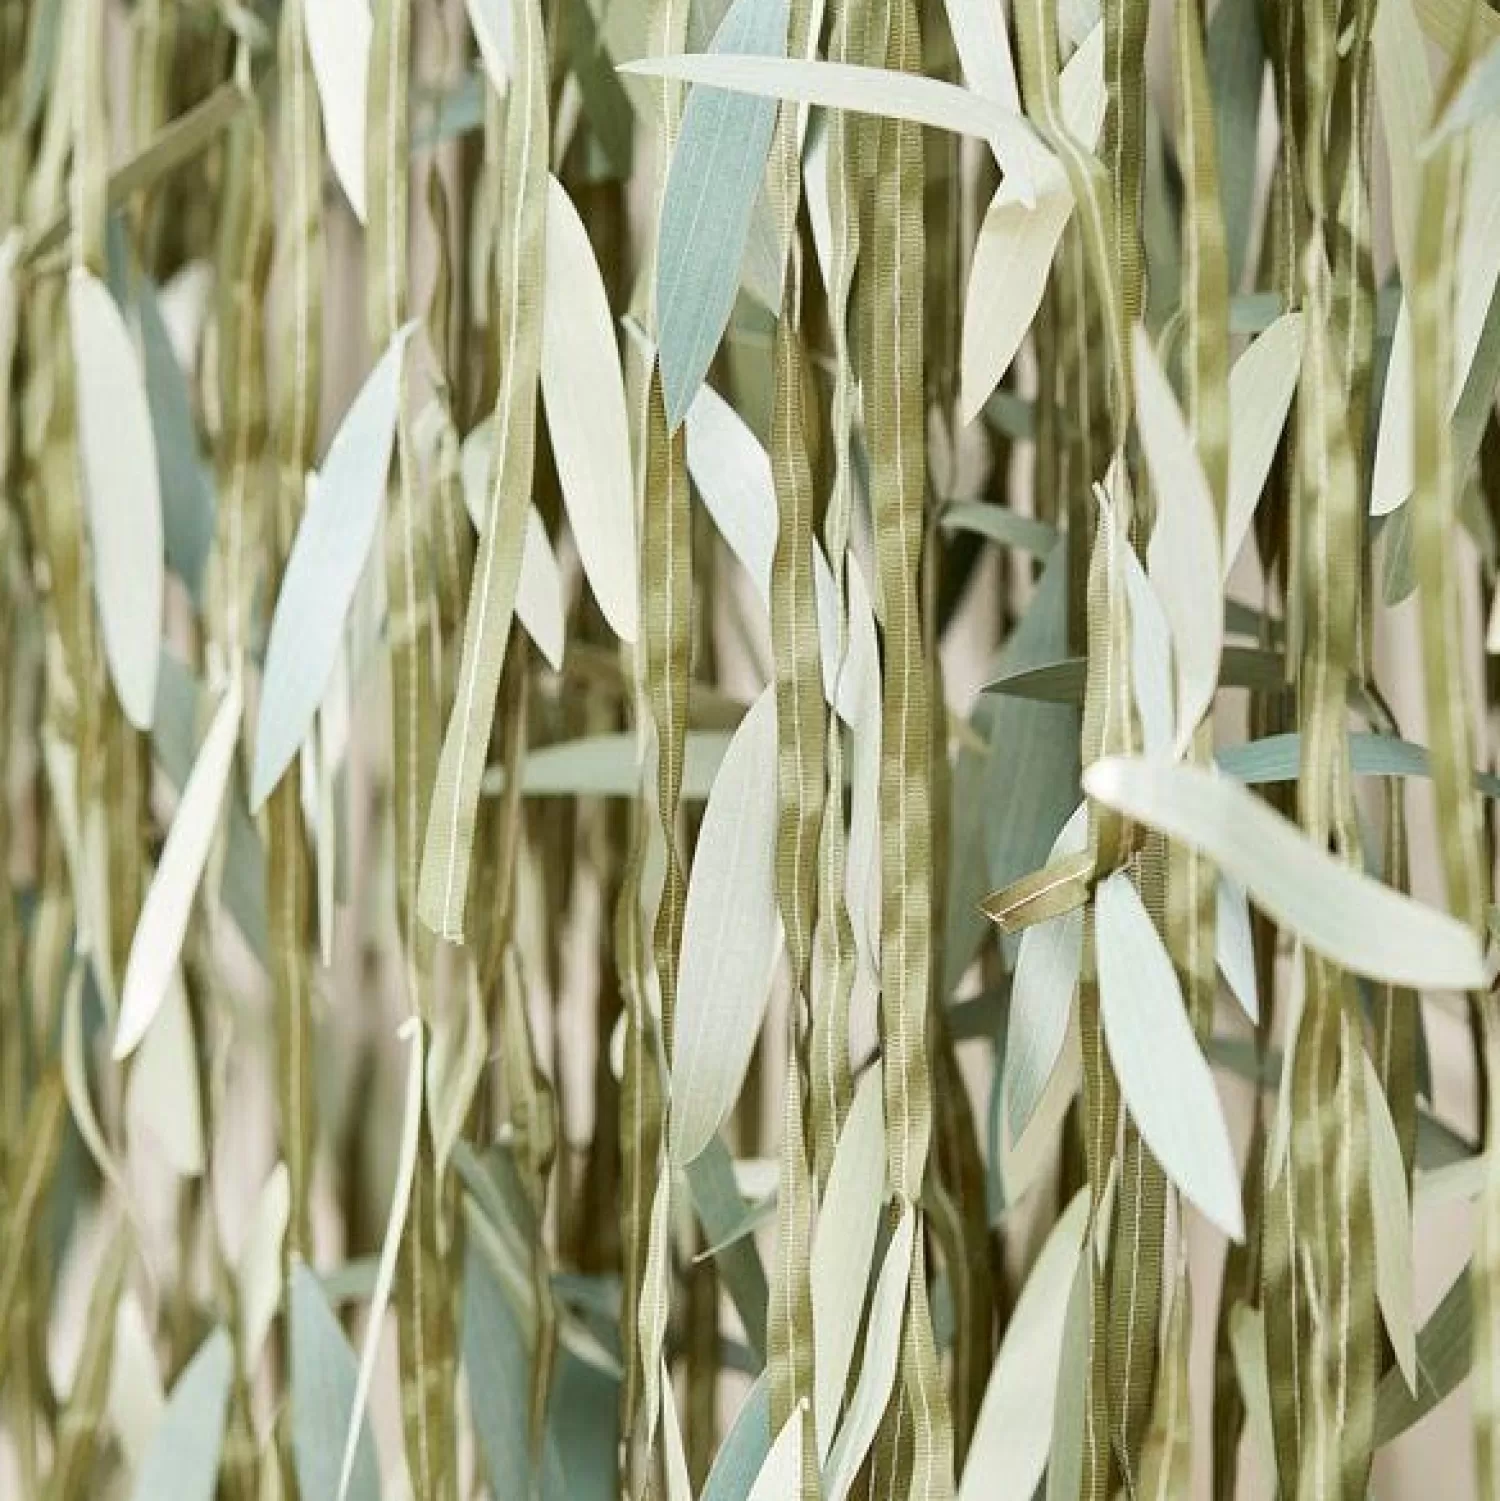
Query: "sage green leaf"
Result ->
[[957, 1190, 1088, 1501], [290, 1262, 380, 1501], [985, 643, 1285, 703], [1215, 876, 1259, 1022], [823, 1208, 915, 1501], [655, 0, 788, 428], [1215, 728, 1500, 799], [129, 1328, 233, 1501], [1206, 0, 1264, 288], [459, 420, 566, 669], [748, 1406, 805, 1501], [1373, 1263, 1472, 1445], [684, 1137, 771, 1355], [139, 272, 214, 600], [1096, 870, 1244, 1240], [937, 501, 1058, 557], [701, 1378, 771, 1501], [336, 1020, 422, 1501], [1004, 804, 1087, 1143], [252, 324, 416, 809], [541, 174, 638, 638], [1083, 756, 1487, 989], [811, 1065, 887, 1456], [115, 677, 241, 1060], [620, 54, 1047, 193], [1366, 1051, 1418, 1390], [671, 685, 781, 1165], [68, 267, 165, 730], [1223, 313, 1303, 572], [1133, 326, 1222, 753], [481, 730, 734, 799], [303, 0, 370, 220]]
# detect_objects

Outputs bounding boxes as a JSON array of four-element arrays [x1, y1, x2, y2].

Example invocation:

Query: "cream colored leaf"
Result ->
[[304, 0, 370, 221], [126, 973, 205, 1177], [68, 268, 165, 730], [541, 174, 638, 641], [237, 1164, 291, 1378], [116, 677, 242, 1060]]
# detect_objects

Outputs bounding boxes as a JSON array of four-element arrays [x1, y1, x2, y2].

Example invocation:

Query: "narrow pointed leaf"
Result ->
[[304, 0, 370, 220], [129, 1328, 234, 1501], [1223, 313, 1303, 571]]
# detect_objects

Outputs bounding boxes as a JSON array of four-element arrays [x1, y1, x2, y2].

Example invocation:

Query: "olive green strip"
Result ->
[[1136, 1255, 1194, 1498], [419, 0, 548, 942], [1102, 0, 1148, 325], [268, 0, 322, 1264]]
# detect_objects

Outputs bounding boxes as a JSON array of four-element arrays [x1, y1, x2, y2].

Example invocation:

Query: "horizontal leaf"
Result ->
[[1215, 729, 1500, 798], [482, 729, 733, 799], [984, 643, 1284, 703], [1083, 756, 1487, 989], [938, 500, 1058, 557]]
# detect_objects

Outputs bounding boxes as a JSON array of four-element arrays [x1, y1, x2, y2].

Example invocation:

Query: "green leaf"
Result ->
[[655, 0, 788, 428], [68, 267, 165, 731], [129, 1328, 233, 1501], [481, 730, 734, 800], [701, 1378, 771, 1501], [985, 643, 1284, 703], [115, 678, 241, 1060], [671, 685, 781, 1165], [937, 501, 1058, 558], [541, 174, 638, 638], [1227, 1305, 1277, 1488], [1044, 1253, 1091, 1501], [1373, 1263, 1471, 1445], [1206, 0, 1265, 288], [1096, 870, 1244, 1239], [1133, 326, 1222, 752], [811, 1065, 887, 1456], [252, 324, 416, 810], [1083, 756, 1487, 989], [290, 1262, 380, 1501], [957, 1191, 1088, 1501], [304, 0, 370, 220], [823, 1209, 915, 1501], [1215, 728, 1500, 799]]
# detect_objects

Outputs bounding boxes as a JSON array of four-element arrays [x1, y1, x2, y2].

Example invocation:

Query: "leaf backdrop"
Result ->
[[1, 0, 1500, 1497]]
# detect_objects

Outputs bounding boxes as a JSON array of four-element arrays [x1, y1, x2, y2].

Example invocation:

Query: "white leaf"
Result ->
[[823, 1209, 915, 1501], [1133, 325, 1222, 754], [958, 1191, 1088, 1501], [670, 686, 782, 1164], [466, 0, 513, 90], [252, 324, 416, 809], [126, 973, 206, 1176], [108, 1293, 165, 1470], [811, 1066, 887, 1458], [1083, 756, 1487, 991], [116, 678, 242, 1060], [1118, 524, 1176, 757], [1224, 313, 1304, 573], [1096, 870, 1244, 1240], [460, 422, 566, 669], [541, 175, 638, 640], [68, 268, 164, 730], [304, 0, 371, 221], [749, 1405, 806, 1501]]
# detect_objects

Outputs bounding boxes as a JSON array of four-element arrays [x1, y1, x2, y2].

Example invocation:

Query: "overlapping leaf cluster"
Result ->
[[2, 0, 1500, 1497]]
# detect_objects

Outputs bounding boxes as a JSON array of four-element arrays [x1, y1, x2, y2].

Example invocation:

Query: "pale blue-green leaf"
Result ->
[[139, 272, 214, 600], [116, 678, 241, 1060], [822, 1209, 915, 1501], [481, 729, 733, 799], [671, 686, 782, 1165], [252, 324, 415, 809], [1215, 729, 1500, 799], [1004, 802, 1087, 1144], [304, 0, 370, 220], [541, 174, 637, 639], [1097, 870, 1244, 1239], [290, 1262, 380, 1501], [811, 1065, 887, 1457], [129, 1328, 233, 1501], [1216, 876, 1259, 1023], [958, 1191, 1087, 1501], [68, 268, 164, 730], [701, 1378, 771, 1501], [655, 0, 789, 428], [1084, 757, 1487, 990], [938, 501, 1058, 558]]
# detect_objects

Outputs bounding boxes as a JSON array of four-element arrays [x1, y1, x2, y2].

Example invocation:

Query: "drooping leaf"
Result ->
[[541, 174, 638, 638], [1096, 870, 1244, 1240], [115, 677, 241, 1060], [1366, 1051, 1418, 1391], [125, 974, 205, 1176], [129, 1328, 234, 1501], [1215, 876, 1259, 1023], [655, 0, 788, 428], [671, 685, 782, 1165], [252, 324, 416, 809], [1083, 756, 1487, 989], [68, 267, 165, 730], [701, 1378, 771, 1501], [303, 0, 370, 220], [290, 1262, 381, 1501]]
